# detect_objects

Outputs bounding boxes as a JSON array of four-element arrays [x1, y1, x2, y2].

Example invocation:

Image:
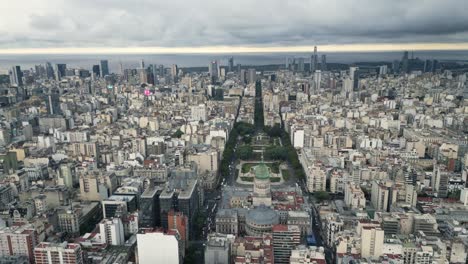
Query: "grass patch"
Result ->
[[241, 177, 254, 182], [281, 169, 290, 180], [241, 162, 280, 174], [271, 162, 280, 173], [270, 177, 281, 182]]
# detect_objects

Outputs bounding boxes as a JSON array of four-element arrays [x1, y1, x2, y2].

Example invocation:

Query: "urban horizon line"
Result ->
[[1, 42, 468, 55]]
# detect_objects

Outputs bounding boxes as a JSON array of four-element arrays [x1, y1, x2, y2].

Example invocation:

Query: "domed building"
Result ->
[[252, 162, 272, 206], [245, 204, 279, 236]]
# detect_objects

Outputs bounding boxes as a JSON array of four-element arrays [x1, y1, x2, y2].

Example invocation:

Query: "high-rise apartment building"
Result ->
[[137, 231, 180, 264], [357, 220, 384, 258], [344, 182, 366, 209], [79, 171, 117, 201], [0, 225, 38, 263], [99, 218, 125, 246], [306, 163, 326, 192], [34, 242, 84, 264], [272, 224, 301, 264], [190, 104, 208, 122], [371, 180, 397, 212]]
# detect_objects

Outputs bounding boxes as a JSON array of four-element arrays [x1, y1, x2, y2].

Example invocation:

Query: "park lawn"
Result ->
[[281, 169, 290, 180], [241, 162, 281, 174], [241, 177, 254, 182]]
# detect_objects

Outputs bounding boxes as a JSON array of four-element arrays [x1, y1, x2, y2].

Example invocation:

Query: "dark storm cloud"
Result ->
[[1, 0, 468, 48]]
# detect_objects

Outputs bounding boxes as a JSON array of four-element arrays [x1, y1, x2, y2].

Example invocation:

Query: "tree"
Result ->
[[314, 191, 330, 202], [264, 124, 282, 138], [254, 80, 264, 129], [264, 145, 288, 160], [235, 122, 255, 136], [172, 129, 184, 138], [238, 145, 253, 160]]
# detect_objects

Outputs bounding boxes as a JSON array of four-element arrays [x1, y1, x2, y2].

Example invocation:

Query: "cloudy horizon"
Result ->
[[1, 0, 468, 54]]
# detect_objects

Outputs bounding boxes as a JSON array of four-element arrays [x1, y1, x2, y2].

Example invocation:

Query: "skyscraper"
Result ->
[[401, 51, 409, 74], [8, 66, 23, 86], [392, 60, 400, 74], [310, 46, 318, 72], [55, 64, 67, 81], [298, 58, 305, 72], [432, 59, 439, 73], [45, 62, 54, 79], [349, 66, 359, 90], [92, 65, 100, 77], [208, 61, 219, 79], [100, 60, 109, 76], [378, 65, 388, 75], [150, 64, 158, 85], [240, 69, 246, 84], [46, 93, 61, 115], [228, 57, 234, 72], [171, 64, 178, 83], [321, 54, 327, 71], [314, 70, 322, 90], [139, 68, 148, 84], [248, 68, 256, 84]]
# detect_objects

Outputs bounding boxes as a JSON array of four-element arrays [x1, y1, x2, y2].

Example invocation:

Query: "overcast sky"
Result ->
[[1, 0, 468, 53]]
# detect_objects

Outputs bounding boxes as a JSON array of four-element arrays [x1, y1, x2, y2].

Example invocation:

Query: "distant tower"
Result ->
[[9, 66, 23, 86], [140, 59, 145, 69], [46, 92, 61, 115], [228, 57, 234, 72], [171, 64, 178, 83], [45, 62, 54, 79], [298, 58, 305, 72], [349, 66, 359, 91], [248, 68, 256, 84], [100, 60, 109, 76], [310, 46, 318, 72], [54, 64, 66, 81], [401, 51, 409, 74], [208, 61, 219, 79], [314, 70, 322, 90], [92, 65, 100, 77], [321, 54, 327, 71]]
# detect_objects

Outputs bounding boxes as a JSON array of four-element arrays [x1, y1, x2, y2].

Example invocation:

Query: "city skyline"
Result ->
[[1, 43, 468, 55]]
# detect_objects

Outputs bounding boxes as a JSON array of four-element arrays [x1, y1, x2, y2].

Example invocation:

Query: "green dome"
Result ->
[[254, 163, 270, 180]]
